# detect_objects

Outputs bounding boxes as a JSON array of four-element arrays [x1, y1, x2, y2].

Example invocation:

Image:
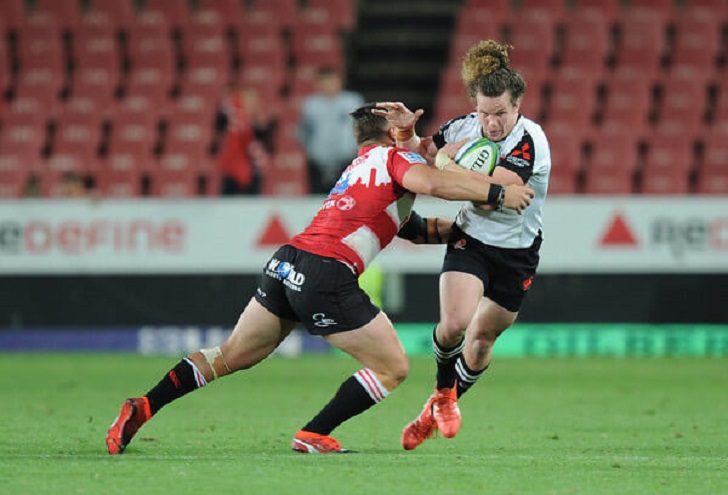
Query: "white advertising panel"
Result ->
[[0, 196, 726, 274]]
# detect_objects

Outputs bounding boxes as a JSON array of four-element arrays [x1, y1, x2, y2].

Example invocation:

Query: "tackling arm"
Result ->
[[397, 210, 453, 245]]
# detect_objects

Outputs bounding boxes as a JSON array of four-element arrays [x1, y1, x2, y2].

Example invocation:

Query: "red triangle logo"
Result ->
[[256, 213, 291, 247], [599, 212, 638, 247]]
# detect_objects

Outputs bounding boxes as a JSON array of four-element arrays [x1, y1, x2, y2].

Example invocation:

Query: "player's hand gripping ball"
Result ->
[[454, 138, 500, 176]]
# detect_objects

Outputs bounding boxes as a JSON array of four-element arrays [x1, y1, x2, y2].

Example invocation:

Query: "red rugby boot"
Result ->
[[106, 397, 151, 455]]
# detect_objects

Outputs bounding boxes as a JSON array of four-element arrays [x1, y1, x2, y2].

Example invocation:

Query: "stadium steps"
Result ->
[[346, 0, 464, 130]]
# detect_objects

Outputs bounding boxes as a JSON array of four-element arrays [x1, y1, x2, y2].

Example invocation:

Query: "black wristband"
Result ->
[[487, 184, 505, 206], [397, 210, 427, 241]]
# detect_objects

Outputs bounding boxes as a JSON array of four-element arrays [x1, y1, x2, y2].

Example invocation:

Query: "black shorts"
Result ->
[[442, 225, 542, 312], [254, 245, 380, 336]]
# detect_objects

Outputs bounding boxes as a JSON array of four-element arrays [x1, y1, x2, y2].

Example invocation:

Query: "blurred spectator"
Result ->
[[58, 172, 89, 198], [297, 66, 364, 195], [216, 86, 274, 196], [22, 174, 42, 198]]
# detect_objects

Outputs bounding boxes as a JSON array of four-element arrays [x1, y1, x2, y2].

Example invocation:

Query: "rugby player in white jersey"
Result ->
[[374, 39, 552, 450], [105, 103, 534, 455]]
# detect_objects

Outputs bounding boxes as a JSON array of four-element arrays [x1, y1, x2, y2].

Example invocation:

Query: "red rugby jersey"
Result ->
[[289, 144, 427, 275]]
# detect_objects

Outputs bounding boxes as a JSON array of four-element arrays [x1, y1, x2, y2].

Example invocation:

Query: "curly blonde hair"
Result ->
[[461, 40, 526, 104]]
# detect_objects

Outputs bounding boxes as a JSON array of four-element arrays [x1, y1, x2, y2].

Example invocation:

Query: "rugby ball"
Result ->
[[454, 138, 499, 176]]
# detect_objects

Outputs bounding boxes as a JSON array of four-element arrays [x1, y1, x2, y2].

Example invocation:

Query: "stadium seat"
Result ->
[[656, 78, 708, 129], [506, 11, 557, 68], [0, 166, 29, 198], [237, 31, 287, 68], [516, 0, 568, 24], [639, 169, 691, 194], [681, 0, 728, 17], [123, 67, 175, 117], [545, 74, 599, 129], [33, 0, 82, 32], [106, 119, 158, 170], [87, 0, 136, 31], [0, 0, 27, 32], [548, 167, 579, 195], [142, 0, 191, 33], [70, 67, 119, 111], [570, 0, 622, 24], [452, 9, 506, 51], [306, 0, 356, 31], [50, 111, 103, 173], [149, 157, 200, 197], [559, 9, 611, 74], [14, 67, 64, 114], [629, 0, 676, 11], [600, 69, 655, 131], [196, 0, 245, 33], [72, 27, 120, 74], [292, 5, 340, 37], [247, 0, 298, 31], [262, 153, 309, 196], [289, 32, 343, 70], [612, 11, 668, 76], [695, 166, 728, 194], [669, 8, 722, 74], [182, 29, 230, 76], [582, 168, 634, 195], [586, 130, 640, 175], [16, 15, 64, 73], [96, 164, 143, 197]]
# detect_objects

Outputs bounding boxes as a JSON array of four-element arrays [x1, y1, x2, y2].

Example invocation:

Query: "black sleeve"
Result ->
[[397, 210, 427, 241], [500, 132, 536, 183]]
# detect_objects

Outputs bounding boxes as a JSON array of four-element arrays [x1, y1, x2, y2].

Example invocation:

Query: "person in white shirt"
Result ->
[[374, 39, 552, 450]]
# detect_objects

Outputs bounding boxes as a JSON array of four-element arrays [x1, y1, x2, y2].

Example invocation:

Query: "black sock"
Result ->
[[455, 355, 488, 398], [145, 358, 206, 415], [433, 327, 464, 389], [302, 373, 382, 435]]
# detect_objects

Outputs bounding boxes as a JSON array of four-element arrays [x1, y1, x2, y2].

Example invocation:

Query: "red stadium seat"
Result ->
[[72, 28, 120, 74], [506, 11, 557, 68], [292, 5, 340, 37], [16, 15, 64, 73], [586, 130, 640, 175], [681, 0, 728, 16], [87, 0, 136, 31], [0, 167, 29, 198], [196, 0, 245, 32], [290, 32, 343, 70], [548, 168, 579, 195], [669, 8, 721, 74], [306, 0, 356, 31], [150, 157, 200, 197], [559, 9, 612, 74], [656, 78, 708, 129], [452, 8, 506, 53], [612, 11, 668, 76], [124, 67, 175, 115], [106, 119, 158, 170], [143, 0, 191, 32], [695, 167, 728, 194], [639, 170, 691, 194], [248, 0, 298, 31], [516, 0, 568, 24], [546, 74, 599, 128], [14, 67, 64, 114], [70, 67, 119, 110], [0, 0, 27, 32], [182, 29, 230, 75], [582, 168, 634, 195], [33, 0, 82, 32], [571, 1, 621, 24], [96, 165, 143, 197]]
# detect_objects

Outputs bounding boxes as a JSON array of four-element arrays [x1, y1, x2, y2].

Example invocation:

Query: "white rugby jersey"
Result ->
[[433, 114, 551, 248]]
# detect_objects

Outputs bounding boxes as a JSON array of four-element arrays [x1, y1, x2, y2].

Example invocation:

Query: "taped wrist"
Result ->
[[435, 151, 452, 170], [487, 184, 505, 207], [394, 127, 414, 141], [397, 210, 427, 241]]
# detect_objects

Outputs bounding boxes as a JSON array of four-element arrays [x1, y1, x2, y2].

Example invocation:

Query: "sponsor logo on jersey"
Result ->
[[505, 140, 534, 169], [330, 173, 352, 196], [522, 276, 534, 291], [454, 239, 467, 250], [322, 195, 356, 211], [399, 151, 427, 164], [313, 313, 338, 327], [265, 258, 306, 291]]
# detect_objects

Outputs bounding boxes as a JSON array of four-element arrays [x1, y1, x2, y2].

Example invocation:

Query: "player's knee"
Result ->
[[384, 354, 410, 388], [438, 315, 468, 342]]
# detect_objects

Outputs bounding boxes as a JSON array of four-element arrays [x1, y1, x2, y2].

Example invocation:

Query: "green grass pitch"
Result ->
[[1, 353, 726, 495]]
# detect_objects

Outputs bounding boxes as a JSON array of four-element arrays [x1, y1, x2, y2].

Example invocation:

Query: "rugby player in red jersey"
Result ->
[[106, 103, 534, 455]]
